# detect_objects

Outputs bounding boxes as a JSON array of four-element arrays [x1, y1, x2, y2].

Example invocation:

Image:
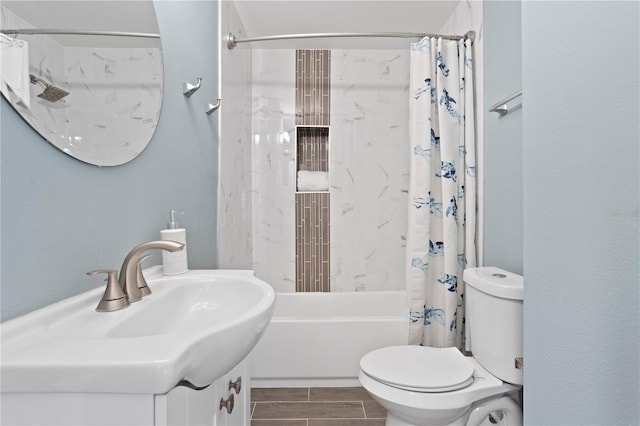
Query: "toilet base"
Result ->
[[383, 395, 522, 426], [385, 411, 469, 426]]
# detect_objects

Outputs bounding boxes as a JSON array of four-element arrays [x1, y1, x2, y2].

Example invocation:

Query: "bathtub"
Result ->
[[250, 291, 408, 387]]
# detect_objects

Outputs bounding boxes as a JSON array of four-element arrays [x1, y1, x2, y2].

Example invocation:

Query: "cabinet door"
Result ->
[[156, 358, 250, 426], [222, 361, 248, 426], [155, 384, 218, 426]]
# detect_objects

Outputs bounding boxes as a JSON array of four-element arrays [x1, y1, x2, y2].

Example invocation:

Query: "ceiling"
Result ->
[[232, 0, 462, 49]]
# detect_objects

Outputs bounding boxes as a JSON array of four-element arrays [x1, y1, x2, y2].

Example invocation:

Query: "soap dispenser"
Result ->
[[160, 210, 188, 275]]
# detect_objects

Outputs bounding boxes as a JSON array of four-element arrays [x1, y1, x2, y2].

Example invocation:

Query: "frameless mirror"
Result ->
[[0, 1, 163, 166]]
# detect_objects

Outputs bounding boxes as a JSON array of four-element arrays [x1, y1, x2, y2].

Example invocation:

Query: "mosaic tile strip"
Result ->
[[295, 50, 331, 126], [295, 50, 331, 292], [295, 193, 330, 292]]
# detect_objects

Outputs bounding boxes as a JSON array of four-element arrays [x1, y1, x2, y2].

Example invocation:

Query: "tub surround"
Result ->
[[232, 49, 410, 293]]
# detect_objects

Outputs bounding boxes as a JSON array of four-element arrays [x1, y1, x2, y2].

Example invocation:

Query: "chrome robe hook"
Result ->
[[206, 99, 221, 115], [183, 78, 202, 97]]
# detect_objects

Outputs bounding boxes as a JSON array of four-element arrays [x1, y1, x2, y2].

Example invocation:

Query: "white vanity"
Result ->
[[0, 269, 275, 426]]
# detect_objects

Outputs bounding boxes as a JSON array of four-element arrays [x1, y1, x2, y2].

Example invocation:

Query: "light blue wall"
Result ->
[[0, 1, 219, 321], [522, 1, 639, 424], [483, 0, 522, 274]]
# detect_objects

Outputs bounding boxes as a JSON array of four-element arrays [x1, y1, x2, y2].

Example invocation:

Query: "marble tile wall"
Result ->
[[250, 49, 297, 292], [217, 0, 254, 269], [329, 50, 409, 292]]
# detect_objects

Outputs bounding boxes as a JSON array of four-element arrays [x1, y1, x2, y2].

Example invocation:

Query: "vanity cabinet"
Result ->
[[155, 358, 250, 426], [1, 358, 250, 426]]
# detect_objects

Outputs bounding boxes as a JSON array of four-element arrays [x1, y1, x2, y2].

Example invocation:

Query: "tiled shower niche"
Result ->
[[295, 50, 331, 292]]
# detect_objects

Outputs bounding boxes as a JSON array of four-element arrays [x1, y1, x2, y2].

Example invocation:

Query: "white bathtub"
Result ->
[[250, 291, 408, 387]]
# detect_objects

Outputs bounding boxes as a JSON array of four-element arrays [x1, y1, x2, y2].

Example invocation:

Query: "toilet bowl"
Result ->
[[359, 346, 521, 426], [359, 267, 524, 426]]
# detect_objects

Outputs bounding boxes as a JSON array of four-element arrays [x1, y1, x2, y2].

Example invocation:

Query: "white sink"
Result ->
[[0, 268, 275, 394]]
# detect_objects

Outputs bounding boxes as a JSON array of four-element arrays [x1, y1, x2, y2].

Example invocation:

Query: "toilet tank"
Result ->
[[464, 267, 523, 385]]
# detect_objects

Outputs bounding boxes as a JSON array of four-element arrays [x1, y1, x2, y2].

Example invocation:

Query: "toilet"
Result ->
[[359, 267, 523, 426]]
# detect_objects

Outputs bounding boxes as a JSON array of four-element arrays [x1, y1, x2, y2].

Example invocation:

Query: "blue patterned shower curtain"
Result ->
[[406, 37, 477, 349]]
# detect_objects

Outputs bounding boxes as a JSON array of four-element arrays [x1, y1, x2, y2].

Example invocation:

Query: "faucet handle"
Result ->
[[136, 254, 154, 297], [87, 269, 130, 312]]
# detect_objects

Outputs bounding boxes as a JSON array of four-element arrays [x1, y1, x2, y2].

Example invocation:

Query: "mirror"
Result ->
[[0, 1, 163, 166]]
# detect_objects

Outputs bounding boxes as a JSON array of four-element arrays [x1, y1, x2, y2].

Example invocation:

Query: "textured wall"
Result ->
[[522, 1, 639, 424], [0, 0, 219, 321], [483, 0, 523, 274]]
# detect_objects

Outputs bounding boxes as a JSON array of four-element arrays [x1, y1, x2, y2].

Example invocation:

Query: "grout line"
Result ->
[[307, 386, 311, 402], [361, 400, 367, 418]]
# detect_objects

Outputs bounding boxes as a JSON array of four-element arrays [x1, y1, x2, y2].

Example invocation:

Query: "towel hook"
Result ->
[[183, 77, 202, 98], [206, 99, 221, 115]]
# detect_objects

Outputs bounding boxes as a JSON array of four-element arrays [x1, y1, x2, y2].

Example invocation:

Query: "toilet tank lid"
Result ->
[[463, 267, 523, 300]]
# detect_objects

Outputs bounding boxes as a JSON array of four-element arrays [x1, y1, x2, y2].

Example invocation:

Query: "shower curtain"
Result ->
[[406, 36, 476, 349]]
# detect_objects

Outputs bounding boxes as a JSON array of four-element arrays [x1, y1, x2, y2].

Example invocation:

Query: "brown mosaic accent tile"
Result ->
[[295, 49, 331, 292], [297, 127, 329, 173], [296, 50, 331, 126], [295, 193, 330, 292]]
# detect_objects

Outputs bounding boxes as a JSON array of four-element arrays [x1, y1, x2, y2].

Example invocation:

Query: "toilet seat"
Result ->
[[360, 345, 475, 392]]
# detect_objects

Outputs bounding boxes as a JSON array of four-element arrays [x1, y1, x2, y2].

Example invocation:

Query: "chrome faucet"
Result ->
[[119, 240, 184, 302]]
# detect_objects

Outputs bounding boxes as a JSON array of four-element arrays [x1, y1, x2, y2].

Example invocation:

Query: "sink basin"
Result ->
[[0, 268, 275, 394]]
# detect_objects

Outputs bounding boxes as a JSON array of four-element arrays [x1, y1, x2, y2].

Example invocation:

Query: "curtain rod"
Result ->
[[225, 31, 475, 49], [0, 29, 160, 39]]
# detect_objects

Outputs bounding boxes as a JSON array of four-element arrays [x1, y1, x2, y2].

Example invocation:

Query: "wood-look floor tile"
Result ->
[[252, 420, 308, 426], [252, 401, 365, 420], [252, 387, 309, 402], [363, 400, 387, 419], [309, 387, 374, 401], [308, 420, 386, 426]]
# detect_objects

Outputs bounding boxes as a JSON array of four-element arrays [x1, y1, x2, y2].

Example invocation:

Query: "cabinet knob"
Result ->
[[228, 376, 242, 394], [219, 393, 235, 414]]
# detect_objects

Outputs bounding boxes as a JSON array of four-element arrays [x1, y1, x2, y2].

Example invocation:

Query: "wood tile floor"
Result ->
[[251, 387, 387, 426]]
